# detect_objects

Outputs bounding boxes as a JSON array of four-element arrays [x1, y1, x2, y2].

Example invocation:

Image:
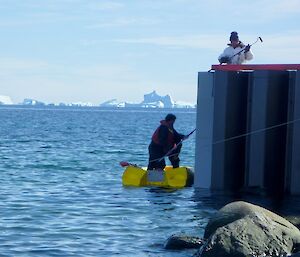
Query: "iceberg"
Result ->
[[99, 91, 196, 109], [0, 95, 13, 105], [142, 91, 173, 108], [69, 102, 95, 107], [100, 99, 125, 108], [173, 101, 196, 108], [124, 102, 142, 108], [141, 101, 164, 108], [22, 98, 45, 106]]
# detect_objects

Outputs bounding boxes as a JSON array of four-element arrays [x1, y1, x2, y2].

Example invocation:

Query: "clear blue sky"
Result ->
[[0, 0, 299, 104]]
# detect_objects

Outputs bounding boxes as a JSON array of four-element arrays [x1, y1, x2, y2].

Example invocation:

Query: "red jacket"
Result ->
[[151, 120, 184, 152]]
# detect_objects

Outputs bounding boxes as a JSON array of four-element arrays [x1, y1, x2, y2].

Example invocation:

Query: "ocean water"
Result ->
[[1, 106, 300, 257]]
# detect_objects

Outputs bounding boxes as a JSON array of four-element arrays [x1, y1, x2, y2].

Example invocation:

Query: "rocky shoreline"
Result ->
[[165, 201, 300, 257]]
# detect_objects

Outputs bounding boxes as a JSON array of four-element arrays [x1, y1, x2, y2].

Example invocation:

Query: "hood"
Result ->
[[160, 120, 173, 129]]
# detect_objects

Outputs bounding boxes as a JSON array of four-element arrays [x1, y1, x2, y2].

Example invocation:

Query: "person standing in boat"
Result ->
[[218, 31, 253, 64], [147, 113, 187, 170]]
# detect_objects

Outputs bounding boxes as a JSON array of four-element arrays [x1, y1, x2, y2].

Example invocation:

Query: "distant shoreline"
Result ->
[[0, 104, 196, 112]]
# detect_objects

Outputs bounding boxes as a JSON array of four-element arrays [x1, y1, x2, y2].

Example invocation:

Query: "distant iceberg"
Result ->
[[99, 91, 195, 109], [0, 95, 13, 105], [173, 101, 196, 108], [69, 102, 95, 107], [20, 99, 96, 107], [22, 98, 45, 106], [142, 91, 173, 108], [124, 102, 142, 108], [141, 101, 164, 108], [13, 91, 195, 109], [100, 99, 125, 108]]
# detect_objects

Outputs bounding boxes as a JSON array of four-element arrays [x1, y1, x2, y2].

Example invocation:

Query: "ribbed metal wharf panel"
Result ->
[[194, 72, 214, 188], [286, 71, 300, 195], [245, 70, 289, 195], [245, 71, 268, 188], [195, 69, 300, 195], [211, 71, 249, 190]]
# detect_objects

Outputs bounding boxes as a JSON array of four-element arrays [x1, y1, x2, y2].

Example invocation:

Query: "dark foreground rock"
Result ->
[[195, 201, 300, 257], [285, 216, 300, 231], [164, 234, 205, 250]]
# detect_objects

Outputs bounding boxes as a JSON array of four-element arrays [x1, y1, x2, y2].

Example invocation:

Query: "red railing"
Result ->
[[211, 64, 300, 71]]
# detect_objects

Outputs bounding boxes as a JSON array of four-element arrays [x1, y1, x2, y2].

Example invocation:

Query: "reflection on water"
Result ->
[[193, 188, 300, 218]]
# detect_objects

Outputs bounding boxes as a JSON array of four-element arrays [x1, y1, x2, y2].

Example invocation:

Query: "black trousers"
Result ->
[[147, 142, 182, 170]]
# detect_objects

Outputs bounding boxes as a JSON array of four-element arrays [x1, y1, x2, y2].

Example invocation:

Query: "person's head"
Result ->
[[229, 31, 240, 47], [165, 113, 176, 126]]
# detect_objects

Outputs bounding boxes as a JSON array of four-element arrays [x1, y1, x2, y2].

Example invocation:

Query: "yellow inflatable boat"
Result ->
[[122, 165, 194, 188]]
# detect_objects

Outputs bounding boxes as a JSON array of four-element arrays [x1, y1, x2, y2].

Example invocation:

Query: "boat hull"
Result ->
[[122, 166, 194, 188]]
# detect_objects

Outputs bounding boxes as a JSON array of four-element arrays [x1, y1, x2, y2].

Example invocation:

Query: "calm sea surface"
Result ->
[[1, 106, 300, 257]]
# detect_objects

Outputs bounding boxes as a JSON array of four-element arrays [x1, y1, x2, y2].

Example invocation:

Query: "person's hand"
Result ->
[[219, 56, 230, 64], [244, 44, 251, 53]]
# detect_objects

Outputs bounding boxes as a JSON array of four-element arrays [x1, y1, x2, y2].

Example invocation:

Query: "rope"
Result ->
[[149, 117, 300, 164], [212, 117, 300, 145], [149, 141, 183, 163]]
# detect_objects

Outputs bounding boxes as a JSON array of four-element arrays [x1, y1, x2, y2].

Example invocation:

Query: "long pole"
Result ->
[[120, 128, 196, 168], [157, 128, 196, 162], [230, 37, 263, 60]]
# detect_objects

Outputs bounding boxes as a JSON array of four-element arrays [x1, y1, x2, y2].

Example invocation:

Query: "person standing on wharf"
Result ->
[[218, 31, 254, 64], [147, 114, 187, 170]]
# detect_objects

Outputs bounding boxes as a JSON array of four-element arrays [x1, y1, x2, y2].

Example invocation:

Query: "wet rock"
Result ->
[[196, 201, 300, 257], [164, 234, 205, 250], [204, 201, 300, 240], [293, 242, 300, 254], [285, 216, 300, 230]]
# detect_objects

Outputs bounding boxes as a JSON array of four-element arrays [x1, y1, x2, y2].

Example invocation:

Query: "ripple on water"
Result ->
[[2, 107, 300, 256]]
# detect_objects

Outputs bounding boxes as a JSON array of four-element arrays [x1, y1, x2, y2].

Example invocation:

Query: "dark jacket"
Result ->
[[151, 120, 184, 153]]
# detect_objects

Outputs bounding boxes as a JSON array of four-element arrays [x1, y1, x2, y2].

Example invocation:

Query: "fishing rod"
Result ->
[[157, 128, 196, 162], [121, 117, 300, 168], [230, 36, 263, 60], [119, 128, 196, 167]]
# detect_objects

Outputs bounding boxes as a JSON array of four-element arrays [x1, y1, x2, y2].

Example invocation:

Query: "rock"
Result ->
[[164, 234, 205, 250], [199, 214, 297, 257], [285, 216, 300, 230], [204, 201, 300, 240], [196, 201, 300, 257]]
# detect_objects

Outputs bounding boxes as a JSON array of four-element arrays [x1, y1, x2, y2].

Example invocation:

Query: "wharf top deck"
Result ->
[[211, 64, 300, 71]]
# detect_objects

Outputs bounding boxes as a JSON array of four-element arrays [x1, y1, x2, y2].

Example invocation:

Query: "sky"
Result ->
[[0, 0, 300, 105]]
